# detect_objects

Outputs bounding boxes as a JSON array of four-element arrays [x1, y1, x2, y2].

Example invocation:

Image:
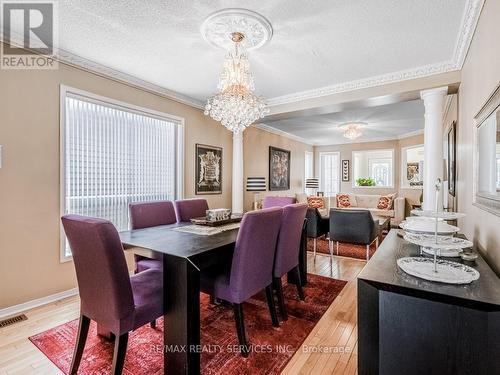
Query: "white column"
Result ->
[[232, 131, 244, 214], [420, 86, 448, 211]]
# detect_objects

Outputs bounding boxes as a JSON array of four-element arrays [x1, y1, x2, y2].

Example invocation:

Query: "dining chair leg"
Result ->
[[69, 315, 90, 375], [233, 303, 250, 357], [366, 244, 370, 261], [376, 237, 379, 248], [336, 241, 339, 255], [328, 240, 333, 265], [150, 320, 156, 329], [111, 332, 129, 375], [293, 266, 305, 301], [313, 238, 317, 263], [265, 284, 279, 327], [273, 277, 288, 321]]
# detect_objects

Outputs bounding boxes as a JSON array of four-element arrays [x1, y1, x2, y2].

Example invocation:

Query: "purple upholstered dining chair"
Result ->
[[61, 215, 163, 375], [174, 198, 209, 222], [129, 200, 176, 273], [273, 203, 308, 320], [262, 196, 296, 209], [200, 207, 283, 357]]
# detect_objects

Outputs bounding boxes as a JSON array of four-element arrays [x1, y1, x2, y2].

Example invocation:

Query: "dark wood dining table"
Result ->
[[119, 220, 307, 375]]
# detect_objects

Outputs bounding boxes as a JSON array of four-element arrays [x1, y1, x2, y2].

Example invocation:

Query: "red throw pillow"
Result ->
[[307, 197, 324, 209], [336, 194, 351, 208], [377, 195, 393, 210]]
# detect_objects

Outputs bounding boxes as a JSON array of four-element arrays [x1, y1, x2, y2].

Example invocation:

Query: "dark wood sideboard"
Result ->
[[358, 230, 500, 375]]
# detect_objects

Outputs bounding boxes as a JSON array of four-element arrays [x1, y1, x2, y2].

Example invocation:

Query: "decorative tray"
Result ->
[[397, 257, 480, 284], [403, 233, 473, 250], [400, 219, 459, 235], [421, 247, 462, 258], [410, 209, 466, 220], [190, 214, 242, 227]]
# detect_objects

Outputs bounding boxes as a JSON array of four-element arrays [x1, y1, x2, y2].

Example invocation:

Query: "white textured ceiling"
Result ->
[[36, 0, 468, 104], [261, 99, 426, 145]]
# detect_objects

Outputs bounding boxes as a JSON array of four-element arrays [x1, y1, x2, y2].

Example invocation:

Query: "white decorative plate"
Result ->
[[400, 219, 459, 234], [421, 247, 461, 258], [403, 233, 473, 250], [410, 210, 466, 220], [397, 257, 480, 284]]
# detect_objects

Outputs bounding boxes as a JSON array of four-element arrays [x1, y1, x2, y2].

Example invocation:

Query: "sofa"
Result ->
[[295, 193, 405, 227]]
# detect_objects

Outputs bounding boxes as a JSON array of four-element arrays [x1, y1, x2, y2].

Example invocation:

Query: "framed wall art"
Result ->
[[195, 144, 222, 195], [342, 159, 350, 182], [269, 146, 291, 191]]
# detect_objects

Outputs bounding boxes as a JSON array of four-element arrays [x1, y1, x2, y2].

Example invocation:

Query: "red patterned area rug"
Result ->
[[29, 274, 346, 375], [307, 235, 384, 260]]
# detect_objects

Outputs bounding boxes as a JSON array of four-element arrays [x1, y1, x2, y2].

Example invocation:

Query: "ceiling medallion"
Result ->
[[339, 122, 366, 140], [202, 9, 272, 134]]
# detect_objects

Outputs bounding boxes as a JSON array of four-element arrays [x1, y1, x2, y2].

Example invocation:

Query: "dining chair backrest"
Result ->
[[229, 207, 283, 303], [129, 200, 177, 229], [273, 203, 308, 277], [61, 215, 134, 328], [262, 196, 296, 209], [174, 198, 209, 222], [329, 208, 377, 244], [305, 207, 326, 238]]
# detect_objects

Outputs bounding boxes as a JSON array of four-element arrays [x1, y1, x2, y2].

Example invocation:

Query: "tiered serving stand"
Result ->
[[397, 180, 480, 284]]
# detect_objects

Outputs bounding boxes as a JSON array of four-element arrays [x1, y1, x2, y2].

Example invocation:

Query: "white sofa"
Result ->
[[296, 193, 405, 227]]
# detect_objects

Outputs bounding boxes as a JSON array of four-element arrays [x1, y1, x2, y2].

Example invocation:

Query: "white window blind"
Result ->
[[62, 92, 182, 257], [320, 152, 340, 196]]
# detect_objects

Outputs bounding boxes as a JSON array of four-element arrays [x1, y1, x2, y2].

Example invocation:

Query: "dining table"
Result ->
[[119, 219, 307, 375]]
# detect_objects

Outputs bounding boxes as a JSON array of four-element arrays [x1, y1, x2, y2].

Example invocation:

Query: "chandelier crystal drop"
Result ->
[[340, 123, 364, 140], [204, 32, 269, 134]]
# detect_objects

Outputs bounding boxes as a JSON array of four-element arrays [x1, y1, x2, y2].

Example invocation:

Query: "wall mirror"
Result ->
[[353, 149, 394, 188], [474, 82, 500, 216]]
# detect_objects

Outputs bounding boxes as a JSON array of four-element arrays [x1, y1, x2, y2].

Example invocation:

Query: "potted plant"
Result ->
[[356, 177, 376, 186]]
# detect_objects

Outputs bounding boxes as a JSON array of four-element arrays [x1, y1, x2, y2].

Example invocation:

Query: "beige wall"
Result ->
[[0, 56, 233, 309], [243, 126, 313, 211], [315, 134, 424, 205], [456, 0, 500, 273]]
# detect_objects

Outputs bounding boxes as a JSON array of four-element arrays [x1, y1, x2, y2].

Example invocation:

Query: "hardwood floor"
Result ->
[[0, 252, 364, 374]]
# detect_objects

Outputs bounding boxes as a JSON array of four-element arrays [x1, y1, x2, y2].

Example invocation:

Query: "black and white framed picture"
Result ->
[[269, 146, 291, 191], [195, 144, 222, 195], [342, 159, 350, 182]]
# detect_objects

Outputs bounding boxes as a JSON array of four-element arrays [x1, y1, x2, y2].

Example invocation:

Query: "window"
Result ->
[[319, 152, 340, 196], [401, 145, 424, 188], [304, 151, 313, 192], [60, 86, 184, 261], [353, 149, 394, 187]]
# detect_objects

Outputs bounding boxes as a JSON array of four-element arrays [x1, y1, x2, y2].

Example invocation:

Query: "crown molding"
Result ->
[[313, 129, 425, 147], [452, 0, 485, 69], [252, 123, 314, 145], [267, 0, 483, 107], [267, 61, 458, 107], [0, 33, 205, 109], [254, 122, 424, 147], [56, 48, 205, 109]]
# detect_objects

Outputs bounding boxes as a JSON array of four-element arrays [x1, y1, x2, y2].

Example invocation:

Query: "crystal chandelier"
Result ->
[[339, 122, 364, 140], [204, 32, 269, 133]]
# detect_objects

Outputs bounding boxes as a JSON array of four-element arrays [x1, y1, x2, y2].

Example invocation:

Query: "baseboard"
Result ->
[[0, 288, 79, 319]]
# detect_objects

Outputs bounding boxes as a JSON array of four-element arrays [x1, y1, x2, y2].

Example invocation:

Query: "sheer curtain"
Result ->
[[319, 152, 340, 196], [63, 94, 181, 255]]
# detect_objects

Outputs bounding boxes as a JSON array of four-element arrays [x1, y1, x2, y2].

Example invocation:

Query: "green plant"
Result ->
[[356, 177, 376, 186]]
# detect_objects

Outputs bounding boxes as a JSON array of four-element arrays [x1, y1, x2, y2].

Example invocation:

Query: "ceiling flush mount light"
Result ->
[[201, 9, 272, 133], [339, 122, 366, 140]]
